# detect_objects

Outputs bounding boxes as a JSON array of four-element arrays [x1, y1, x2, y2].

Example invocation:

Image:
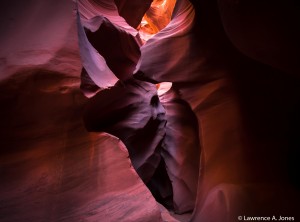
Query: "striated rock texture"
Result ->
[[159, 88, 200, 213], [79, 0, 300, 221], [83, 78, 173, 207], [1, 0, 300, 221], [0, 0, 169, 221], [78, 0, 201, 214], [0, 70, 164, 222]]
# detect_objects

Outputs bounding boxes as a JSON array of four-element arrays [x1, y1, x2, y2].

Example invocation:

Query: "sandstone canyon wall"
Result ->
[[0, 0, 299, 222]]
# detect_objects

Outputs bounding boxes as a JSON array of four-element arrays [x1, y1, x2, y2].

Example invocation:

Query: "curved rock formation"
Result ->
[[78, 0, 201, 214], [1, 0, 300, 221]]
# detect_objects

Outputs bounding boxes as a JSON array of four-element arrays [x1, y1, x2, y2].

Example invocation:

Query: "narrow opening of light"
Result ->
[[156, 82, 172, 96], [137, 0, 176, 43]]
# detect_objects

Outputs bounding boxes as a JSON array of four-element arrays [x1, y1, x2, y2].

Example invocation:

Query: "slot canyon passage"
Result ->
[[0, 0, 300, 221]]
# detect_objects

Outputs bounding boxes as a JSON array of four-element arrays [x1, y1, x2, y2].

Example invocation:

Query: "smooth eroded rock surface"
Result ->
[[0, 72, 163, 222]]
